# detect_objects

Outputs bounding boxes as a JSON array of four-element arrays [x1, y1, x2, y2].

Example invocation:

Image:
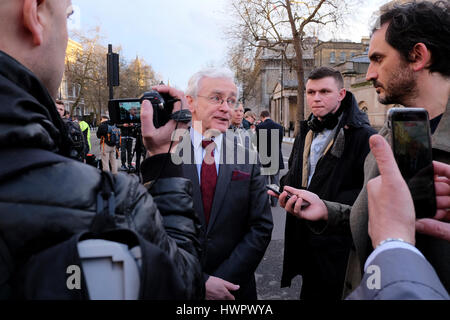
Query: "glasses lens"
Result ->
[[210, 96, 221, 104], [227, 99, 237, 108]]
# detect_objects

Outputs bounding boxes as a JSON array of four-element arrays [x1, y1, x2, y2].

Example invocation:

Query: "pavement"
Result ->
[[255, 142, 302, 300]]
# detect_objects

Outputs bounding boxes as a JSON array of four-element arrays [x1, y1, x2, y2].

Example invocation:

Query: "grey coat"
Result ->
[[348, 248, 449, 300], [322, 99, 450, 298]]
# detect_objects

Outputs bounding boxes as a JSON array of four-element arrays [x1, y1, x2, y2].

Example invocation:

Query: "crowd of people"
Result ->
[[0, 0, 448, 301]]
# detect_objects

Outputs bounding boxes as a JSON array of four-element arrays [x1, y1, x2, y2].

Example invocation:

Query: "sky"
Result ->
[[69, 0, 391, 91]]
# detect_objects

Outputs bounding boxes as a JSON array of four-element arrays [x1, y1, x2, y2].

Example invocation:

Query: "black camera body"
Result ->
[[108, 91, 191, 129]]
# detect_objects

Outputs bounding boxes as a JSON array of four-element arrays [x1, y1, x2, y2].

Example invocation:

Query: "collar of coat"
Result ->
[[304, 91, 371, 130], [0, 50, 71, 156], [432, 98, 450, 153]]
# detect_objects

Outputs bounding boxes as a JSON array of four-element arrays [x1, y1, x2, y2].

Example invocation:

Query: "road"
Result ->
[[255, 141, 302, 300], [90, 131, 300, 300]]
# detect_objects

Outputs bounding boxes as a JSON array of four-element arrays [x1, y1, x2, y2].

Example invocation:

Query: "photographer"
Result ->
[[0, 0, 203, 300], [120, 107, 139, 171]]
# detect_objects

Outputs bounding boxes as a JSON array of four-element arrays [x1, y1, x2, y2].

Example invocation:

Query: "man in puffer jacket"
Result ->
[[0, 0, 203, 300]]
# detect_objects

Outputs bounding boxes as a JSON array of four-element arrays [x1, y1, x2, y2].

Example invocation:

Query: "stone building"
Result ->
[[58, 39, 86, 117], [269, 38, 393, 131], [314, 38, 370, 68], [244, 37, 317, 119], [269, 38, 372, 132], [271, 79, 300, 135]]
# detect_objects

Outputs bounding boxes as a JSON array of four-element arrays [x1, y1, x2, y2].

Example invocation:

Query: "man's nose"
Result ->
[[366, 64, 377, 81], [219, 101, 232, 113]]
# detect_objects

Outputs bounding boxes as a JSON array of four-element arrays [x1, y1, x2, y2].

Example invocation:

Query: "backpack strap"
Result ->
[[0, 148, 72, 183], [90, 171, 117, 234]]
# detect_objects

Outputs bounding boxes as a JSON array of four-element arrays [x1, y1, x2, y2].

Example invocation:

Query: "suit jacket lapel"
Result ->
[[179, 135, 206, 226], [184, 163, 205, 226], [207, 134, 235, 233]]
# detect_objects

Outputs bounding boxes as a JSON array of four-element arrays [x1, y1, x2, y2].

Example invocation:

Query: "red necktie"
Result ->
[[201, 140, 217, 226]]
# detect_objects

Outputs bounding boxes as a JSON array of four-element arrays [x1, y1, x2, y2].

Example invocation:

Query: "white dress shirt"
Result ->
[[190, 127, 223, 183]]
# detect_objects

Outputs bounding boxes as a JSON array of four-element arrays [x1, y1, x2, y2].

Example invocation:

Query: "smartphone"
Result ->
[[388, 108, 436, 219], [266, 184, 310, 209], [266, 184, 286, 197]]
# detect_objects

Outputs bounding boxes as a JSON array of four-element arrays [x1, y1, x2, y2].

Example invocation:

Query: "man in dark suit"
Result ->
[[178, 68, 273, 300], [256, 111, 285, 207]]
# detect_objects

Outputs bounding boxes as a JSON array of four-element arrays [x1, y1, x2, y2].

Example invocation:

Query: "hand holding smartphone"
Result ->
[[266, 184, 310, 209], [388, 108, 436, 219]]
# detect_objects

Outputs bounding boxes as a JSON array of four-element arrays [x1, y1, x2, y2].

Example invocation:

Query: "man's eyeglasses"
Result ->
[[197, 95, 237, 108]]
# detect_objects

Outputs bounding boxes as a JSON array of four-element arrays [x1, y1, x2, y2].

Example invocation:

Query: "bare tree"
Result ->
[[227, 35, 261, 106], [117, 56, 160, 99], [228, 0, 363, 134], [65, 28, 160, 124]]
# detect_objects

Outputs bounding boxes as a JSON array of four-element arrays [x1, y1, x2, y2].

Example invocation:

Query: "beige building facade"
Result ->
[[269, 37, 394, 131], [58, 39, 86, 117], [244, 38, 317, 120], [314, 39, 370, 68]]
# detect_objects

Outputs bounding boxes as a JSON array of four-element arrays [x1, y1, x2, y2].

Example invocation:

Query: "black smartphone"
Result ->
[[266, 184, 285, 197], [388, 108, 436, 219], [266, 184, 310, 209]]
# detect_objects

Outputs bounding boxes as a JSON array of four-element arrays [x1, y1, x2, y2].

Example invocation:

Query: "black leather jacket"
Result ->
[[0, 51, 204, 299]]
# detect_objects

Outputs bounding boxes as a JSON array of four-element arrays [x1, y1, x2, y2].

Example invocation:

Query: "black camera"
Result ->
[[108, 91, 192, 129]]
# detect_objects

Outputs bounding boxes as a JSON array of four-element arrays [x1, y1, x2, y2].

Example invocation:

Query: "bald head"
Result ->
[[0, 0, 73, 98]]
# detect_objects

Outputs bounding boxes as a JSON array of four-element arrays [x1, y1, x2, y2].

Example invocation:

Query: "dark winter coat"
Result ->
[[256, 119, 285, 172], [280, 91, 376, 299], [0, 51, 204, 300]]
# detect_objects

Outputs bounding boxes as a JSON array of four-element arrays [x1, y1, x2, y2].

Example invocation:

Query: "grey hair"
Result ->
[[186, 68, 239, 98]]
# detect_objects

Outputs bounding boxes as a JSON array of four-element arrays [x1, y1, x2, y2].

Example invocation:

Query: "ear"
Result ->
[[338, 88, 347, 102], [409, 43, 431, 72], [186, 95, 196, 113], [23, 0, 45, 46]]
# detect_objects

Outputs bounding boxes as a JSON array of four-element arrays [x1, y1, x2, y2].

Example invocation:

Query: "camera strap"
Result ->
[[170, 109, 192, 123]]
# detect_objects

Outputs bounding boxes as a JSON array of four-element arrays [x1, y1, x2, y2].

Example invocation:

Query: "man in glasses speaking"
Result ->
[[168, 68, 273, 300]]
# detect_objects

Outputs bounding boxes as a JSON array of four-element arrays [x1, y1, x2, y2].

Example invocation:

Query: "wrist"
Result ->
[[376, 237, 415, 249]]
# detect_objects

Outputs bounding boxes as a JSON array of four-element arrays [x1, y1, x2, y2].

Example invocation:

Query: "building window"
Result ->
[[350, 52, 355, 58], [330, 52, 336, 64], [340, 52, 346, 62]]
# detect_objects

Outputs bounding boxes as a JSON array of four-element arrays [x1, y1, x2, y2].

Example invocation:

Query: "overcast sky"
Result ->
[[70, 0, 390, 91]]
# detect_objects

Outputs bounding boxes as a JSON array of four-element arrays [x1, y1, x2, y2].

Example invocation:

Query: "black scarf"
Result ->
[[307, 105, 345, 133]]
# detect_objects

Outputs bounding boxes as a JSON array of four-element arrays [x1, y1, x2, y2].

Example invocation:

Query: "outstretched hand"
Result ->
[[269, 187, 328, 221]]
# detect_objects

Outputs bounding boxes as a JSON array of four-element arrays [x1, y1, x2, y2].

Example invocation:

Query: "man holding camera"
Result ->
[[0, 0, 203, 299], [273, 1, 450, 298]]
